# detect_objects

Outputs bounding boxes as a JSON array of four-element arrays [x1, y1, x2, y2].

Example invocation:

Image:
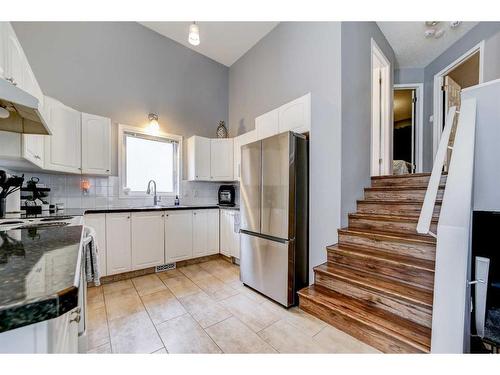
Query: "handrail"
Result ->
[[429, 98, 477, 353], [416, 106, 457, 235]]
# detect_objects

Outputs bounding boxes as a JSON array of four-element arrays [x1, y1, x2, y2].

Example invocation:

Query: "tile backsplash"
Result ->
[[8, 170, 239, 209]]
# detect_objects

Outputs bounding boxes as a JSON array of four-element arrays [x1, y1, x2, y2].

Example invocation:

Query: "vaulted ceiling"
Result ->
[[139, 22, 279, 67], [377, 22, 478, 68]]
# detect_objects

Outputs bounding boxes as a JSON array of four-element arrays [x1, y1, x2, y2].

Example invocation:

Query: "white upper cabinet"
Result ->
[[278, 93, 311, 134], [233, 130, 257, 181], [22, 134, 44, 168], [187, 136, 211, 181], [2, 23, 43, 103], [131, 211, 165, 270], [81, 112, 111, 175], [0, 23, 6, 79], [187, 136, 234, 181], [165, 210, 193, 263], [210, 139, 233, 181], [255, 110, 279, 140], [43, 96, 82, 174], [106, 212, 132, 276]]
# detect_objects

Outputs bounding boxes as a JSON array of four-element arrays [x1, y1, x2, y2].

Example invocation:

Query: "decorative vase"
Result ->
[[216, 121, 228, 138]]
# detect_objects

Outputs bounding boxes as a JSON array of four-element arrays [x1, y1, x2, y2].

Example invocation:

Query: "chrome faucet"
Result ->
[[146, 180, 159, 206]]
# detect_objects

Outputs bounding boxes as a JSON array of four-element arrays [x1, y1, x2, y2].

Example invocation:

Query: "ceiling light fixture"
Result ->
[[434, 28, 445, 39], [147, 113, 160, 135], [0, 107, 10, 119], [450, 21, 462, 29], [188, 22, 200, 46]]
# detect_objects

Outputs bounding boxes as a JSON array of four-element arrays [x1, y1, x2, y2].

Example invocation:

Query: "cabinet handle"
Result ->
[[6, 77, 16, 86], [161, 214, 165, 217], [193, 212, 196, 215], [127, 216, 130, 219], [106, 169, 110, 172]]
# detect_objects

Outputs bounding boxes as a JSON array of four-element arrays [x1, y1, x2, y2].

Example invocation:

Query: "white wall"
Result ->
[[229, 22, 343, 282]]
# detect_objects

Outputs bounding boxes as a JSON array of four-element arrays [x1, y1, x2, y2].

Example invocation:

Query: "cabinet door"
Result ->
[[187, 136, 211, 181], [256, 110, 279, 140], [84, 213, 107, 277], [278, 93, 311, 134], [192, 210, 208, 258], [219, 210, 231, 257], [0, 23, 6, 79], [207, 209, 220, 255], [131, 211, 165, 270], [4, 23, 24, 90], [106, 212, 131, 275], [44, 96, 82, 173], [81, 112, 111, 175], [22, 134, 44, 168], [165, 210, 193, 262], [210, 139, 233, 181], [233, 130, 257, 181]]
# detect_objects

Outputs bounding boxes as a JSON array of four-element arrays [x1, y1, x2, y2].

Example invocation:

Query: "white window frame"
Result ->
[[118, 123, 182, 199]]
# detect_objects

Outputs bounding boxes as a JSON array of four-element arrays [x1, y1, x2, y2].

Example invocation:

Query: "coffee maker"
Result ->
[[0, 170, 24, 218]]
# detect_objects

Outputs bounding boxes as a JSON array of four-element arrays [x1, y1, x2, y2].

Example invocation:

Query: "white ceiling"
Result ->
[[377, 22, 478, 68], [140, 22, 279, 67]]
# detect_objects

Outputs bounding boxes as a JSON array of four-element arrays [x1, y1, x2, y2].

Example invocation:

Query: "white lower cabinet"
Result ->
[[131, 211, 165, 270], [193, 209, 220, 258], [83, 213, 107, 277], [165, 210, 193, 263], [105, 212, 132, 275], [220, 209, 240, 259]]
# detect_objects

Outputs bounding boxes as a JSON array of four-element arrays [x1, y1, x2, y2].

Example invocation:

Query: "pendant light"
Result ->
[[188, 22, 200, 46]]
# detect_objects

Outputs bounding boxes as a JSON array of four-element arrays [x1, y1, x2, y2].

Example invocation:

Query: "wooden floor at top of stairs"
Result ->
[[327, 243, 436, 272], [298, 285, 431, 353], [370, 172, 446, 181], [314, 262, 434, 308]]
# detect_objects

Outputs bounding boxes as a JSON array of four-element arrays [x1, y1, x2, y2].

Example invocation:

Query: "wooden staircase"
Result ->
[[299, 173, 446, 353]]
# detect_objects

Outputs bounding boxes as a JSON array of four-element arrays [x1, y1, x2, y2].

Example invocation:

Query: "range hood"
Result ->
[[0, 79, 51, 135]]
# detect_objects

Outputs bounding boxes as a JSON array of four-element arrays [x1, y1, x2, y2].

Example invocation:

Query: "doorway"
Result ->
[[371, 39, 391, 176], [433, 41, 484, 160], [393, 83, 423, 174]]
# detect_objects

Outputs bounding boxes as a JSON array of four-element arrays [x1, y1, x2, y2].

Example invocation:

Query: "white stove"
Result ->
[[0, 215, 83, 231]]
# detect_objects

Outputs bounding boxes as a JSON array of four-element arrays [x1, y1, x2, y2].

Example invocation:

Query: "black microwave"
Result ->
[[218, 185, 235, 206]]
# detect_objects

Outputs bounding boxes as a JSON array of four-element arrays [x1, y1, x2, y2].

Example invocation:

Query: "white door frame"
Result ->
[[371, 38, 392, 176], [394, 83, 424, 173], [432, 40, 484, 158]]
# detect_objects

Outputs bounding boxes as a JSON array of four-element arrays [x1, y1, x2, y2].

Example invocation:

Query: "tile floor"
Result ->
[[86, 258, 380, 354]]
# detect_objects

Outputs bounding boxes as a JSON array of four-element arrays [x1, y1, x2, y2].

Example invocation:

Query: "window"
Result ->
[[120, 125, 181, 197]]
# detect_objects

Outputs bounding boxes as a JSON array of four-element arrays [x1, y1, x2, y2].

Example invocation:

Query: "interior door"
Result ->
[[261, 132, 291, 240], [240, 140, 261, 233], [444, 76, 461, 170]]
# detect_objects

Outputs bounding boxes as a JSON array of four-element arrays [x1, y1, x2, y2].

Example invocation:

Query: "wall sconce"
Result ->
[[81, 178, 91, 194], [147, 113, 160, 135]]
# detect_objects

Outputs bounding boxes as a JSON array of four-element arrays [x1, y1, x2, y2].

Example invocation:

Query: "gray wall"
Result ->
[[395, 67, 424, 84], [340, 22, 396, 225], [229, 22, 342, 281], [12, 22, 229, 177], [422, 22, 500, 171]]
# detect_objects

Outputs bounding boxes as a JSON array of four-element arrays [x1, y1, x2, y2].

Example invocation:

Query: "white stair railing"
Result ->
[[421, 98, 477, 353], [416, 106, 456, 236]]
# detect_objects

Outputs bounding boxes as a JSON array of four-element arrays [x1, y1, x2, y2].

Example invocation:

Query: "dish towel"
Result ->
[[84, 226, 101, 286], [233, 211, 241, 233]]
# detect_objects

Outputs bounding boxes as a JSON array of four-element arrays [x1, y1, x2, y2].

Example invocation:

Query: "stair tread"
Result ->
[[358, 199, 442, 205], [365, 185, 445, 191], [298, 285, 431, 352], [339, 227, 436, 244], [349, 212, 439, 223], [327, 243, 435, 272], [314, 262, 434, 308]]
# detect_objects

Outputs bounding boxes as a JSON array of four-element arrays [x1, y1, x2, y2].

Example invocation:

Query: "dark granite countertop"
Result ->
[[0, 225, 84, 333]]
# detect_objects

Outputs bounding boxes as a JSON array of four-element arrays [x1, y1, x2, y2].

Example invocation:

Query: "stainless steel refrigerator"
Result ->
[[240, 131, 308, 307]]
